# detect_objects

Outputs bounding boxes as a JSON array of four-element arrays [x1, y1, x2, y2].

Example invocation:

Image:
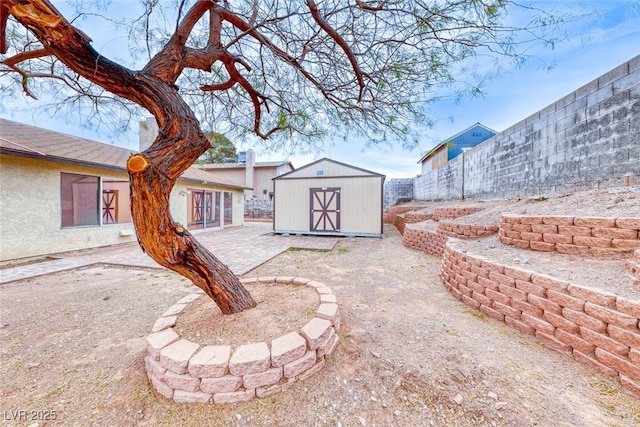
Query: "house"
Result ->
[[197, 149, 294, 200], [418, 122, 496, 174], [273, 158, 385, 237], [0, 118, 249, 262]]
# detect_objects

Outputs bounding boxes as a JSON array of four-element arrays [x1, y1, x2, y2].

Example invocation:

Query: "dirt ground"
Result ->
[[1, 187, 639, 427]]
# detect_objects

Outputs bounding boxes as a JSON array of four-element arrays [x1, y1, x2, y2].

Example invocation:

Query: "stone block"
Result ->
[[164, 370, 201, 392], [146, 328, 179, 360], [315, 286, 332, 294], [160, 339, 200, 375], [189, 345, 231, 378], [284, 350, 317, 379], [306, 280, 325, 288], [298, 358, 326, 381], [152, 315, 177, 332], [568, 285, 617, 308], [301, 318, 333, 350], [317, 329, 339, 359], [162, 303, 187, 317], [229, 342, 271, 376], [150, 373, 174, 399], [320, 294, 337, 303], [316, 303, 339, 322], [243, 366, 283, 389], [256, 377, 297, 398], [584, 303, 638, 330], [616, 298, 640, 318], [200, 375, 242, 394], [145, 355, 167, 378], [271, 332, 307, 367]]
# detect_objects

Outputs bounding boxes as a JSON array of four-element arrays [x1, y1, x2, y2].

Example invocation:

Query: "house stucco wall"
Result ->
[[0, 156, 136, 261], [415, 55, 640, 201], [0, 155, 245, 261]]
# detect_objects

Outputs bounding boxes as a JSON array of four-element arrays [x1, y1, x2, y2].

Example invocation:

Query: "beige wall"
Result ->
[[0, 155, 245, 261], [0, 156, 136, 261], [254, 168, 277, 199], [274, 176, 383, 236], [421, 148, 448, 174]]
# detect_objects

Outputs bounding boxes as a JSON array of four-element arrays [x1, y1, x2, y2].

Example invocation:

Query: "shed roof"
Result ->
[[274, 158, 385, 180], [0, 118, 250, 190], [417, 122, 497, 163]]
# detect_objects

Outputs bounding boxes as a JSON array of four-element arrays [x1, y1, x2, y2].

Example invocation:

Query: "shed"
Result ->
[[273, 158, 385, 237]]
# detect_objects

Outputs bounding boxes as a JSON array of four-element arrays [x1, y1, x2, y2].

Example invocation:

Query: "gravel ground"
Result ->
[[1, 214, 639, 426]]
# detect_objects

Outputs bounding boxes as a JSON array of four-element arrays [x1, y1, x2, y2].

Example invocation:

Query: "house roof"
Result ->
[[0, 118, 250, 190], [199, 160, 294, 169], [417, 122, 497, 163], [273, 157, 385, 180]]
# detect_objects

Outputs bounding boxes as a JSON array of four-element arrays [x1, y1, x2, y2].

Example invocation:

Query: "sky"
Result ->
[[1, 1, 639, 179]]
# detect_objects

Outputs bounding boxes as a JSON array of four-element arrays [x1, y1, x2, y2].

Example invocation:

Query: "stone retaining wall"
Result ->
[[438, 222, 499, 239], [627, 249, 640, 285], [433, 207, 484, 221], [393, 214, 409, 235], [383, 206, 421, 224], [402, 224, 447, 257], [404, 211, 434, 223], [440, 242, 640, 395], [145, 277, 340, 404], [499, 215, 640, 256]]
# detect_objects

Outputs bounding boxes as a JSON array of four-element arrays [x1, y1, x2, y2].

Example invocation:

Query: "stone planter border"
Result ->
[[145, 277, 340, 404]]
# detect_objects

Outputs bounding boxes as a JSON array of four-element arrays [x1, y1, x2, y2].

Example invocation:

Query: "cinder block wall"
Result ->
[[415, 55, 640, 201], [383, 178, 414, 210]]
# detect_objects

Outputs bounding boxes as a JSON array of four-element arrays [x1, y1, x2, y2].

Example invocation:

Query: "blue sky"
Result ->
[[2, 1, 639, 178]]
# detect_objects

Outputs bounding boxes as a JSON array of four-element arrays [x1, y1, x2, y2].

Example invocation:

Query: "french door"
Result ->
[[188, 190, 220, 230]]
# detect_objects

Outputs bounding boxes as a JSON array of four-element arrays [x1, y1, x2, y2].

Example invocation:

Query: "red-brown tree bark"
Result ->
[[3, 0, 256, 314]]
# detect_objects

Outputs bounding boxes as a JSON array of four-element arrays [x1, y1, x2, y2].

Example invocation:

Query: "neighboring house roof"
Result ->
[[274, 157, 385, 180], [0, 118, 250, 190], [417, 122, 497, 164], [199, 160, 294, 169]]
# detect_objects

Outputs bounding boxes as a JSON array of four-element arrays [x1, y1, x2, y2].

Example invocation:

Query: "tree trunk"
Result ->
[[6, 0, 257, 315], [125, 91, 257, 316], [128, 151, 257, 315]]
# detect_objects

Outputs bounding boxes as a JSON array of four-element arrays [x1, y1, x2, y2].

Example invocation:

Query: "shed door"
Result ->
[[310, 187, 341, 232]]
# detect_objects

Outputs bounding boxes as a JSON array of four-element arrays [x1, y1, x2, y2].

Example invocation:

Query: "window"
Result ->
[[61, 173, 131, 228], [61, 173, 99, 227], [316, 170, 324, 176], [224, 192, 233, 225]]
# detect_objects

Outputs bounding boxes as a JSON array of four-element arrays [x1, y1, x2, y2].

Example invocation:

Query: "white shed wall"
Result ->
[[274, 176, 383, 236]]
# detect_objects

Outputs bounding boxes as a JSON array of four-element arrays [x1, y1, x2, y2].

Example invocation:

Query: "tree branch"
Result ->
[[143, 0, 213, 84], [306, 0, 365, 101], [0, 1, 9, 54], [2, 47, 50, 66]]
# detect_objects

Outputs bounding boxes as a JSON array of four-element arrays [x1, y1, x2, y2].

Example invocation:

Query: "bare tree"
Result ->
[[0, 0, 567, 314]]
